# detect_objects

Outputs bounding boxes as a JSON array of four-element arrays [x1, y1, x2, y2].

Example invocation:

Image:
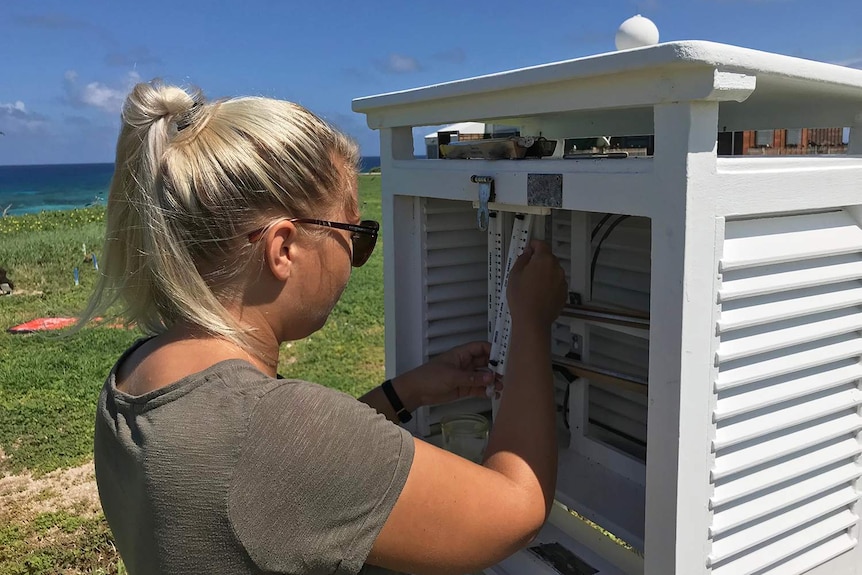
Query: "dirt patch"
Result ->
[[0, 461, 101, 523], [4, 289, 44, 297]]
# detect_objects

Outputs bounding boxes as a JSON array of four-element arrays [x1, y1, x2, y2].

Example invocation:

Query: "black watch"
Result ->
[[381, 379, 412, 423]]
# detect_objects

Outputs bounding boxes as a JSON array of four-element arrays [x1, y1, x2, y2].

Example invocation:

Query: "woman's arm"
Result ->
[[357, 377, 417, 424], [358, 341, 496, 425], [367, 240, 568, 575]]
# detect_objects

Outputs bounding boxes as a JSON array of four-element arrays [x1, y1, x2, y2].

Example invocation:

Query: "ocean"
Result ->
[[0, 156, 382, 216]]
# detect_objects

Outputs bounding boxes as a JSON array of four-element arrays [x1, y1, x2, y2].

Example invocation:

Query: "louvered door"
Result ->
[[415, 198, 490, 436], [708, 210, 862, 575], [587, 214, 652, 462]]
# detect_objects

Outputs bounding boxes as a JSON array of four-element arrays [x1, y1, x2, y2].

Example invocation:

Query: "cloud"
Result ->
[[377, 53, 422, 74], [63, 70, 142, 114], [105, 46, 163, 67], [0, 101, 49, 133]]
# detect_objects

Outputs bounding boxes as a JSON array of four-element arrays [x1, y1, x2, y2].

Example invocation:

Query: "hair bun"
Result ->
[[122, 80, 202, 129]]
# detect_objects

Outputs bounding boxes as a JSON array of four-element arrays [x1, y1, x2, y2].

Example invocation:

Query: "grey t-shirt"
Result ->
[[94, 341, 414, 575]]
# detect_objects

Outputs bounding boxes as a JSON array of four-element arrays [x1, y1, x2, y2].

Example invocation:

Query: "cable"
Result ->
[[590, 215, 630, 292], [590, 213, 613, 241]]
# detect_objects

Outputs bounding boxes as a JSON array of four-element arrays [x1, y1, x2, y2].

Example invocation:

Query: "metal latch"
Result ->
[[471, 175, 494, 231]]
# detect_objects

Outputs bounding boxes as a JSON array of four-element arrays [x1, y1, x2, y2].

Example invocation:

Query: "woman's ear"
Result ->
[[263, 220, 297, 282]]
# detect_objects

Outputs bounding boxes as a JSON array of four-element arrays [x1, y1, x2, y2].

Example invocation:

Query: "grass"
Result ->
[[0, 511, 126, 575], [0, 175, 384, 573]]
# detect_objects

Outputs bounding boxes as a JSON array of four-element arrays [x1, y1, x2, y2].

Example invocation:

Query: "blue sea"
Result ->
[[0, 156, 382, 216]]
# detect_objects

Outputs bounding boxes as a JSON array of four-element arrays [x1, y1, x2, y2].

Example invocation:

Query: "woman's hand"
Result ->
[[394, 341, 501, 410], [507, 240, 568, 329]]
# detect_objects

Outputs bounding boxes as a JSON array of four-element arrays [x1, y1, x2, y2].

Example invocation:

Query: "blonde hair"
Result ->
[[79, 80, 359, 344]]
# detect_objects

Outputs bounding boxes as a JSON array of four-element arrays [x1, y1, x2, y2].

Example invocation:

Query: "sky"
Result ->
[[0, 0, 860, 166]]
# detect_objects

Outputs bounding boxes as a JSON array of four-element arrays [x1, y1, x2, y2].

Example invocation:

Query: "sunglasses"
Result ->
[[249, 218, 379, 268]]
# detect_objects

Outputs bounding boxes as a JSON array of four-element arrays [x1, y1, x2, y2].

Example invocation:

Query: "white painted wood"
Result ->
[[357, 67, 754, 130], [555, 449, 646, 552], [384, 194, 426, 438], [717, 283, 862, 332], [709, 487, 860, 564], [713, 389, 862, 450], [710, 467, 862, 536], [710, 415, 862, 479], [383, 160, 659, 218], [713, 362, 862, 420], [719, 254, 862, 302], [717, 156, 862, 173], [710, 438, 862, 507], [354, 41, 862, 128], [849, 117, 862, 156], [756, 535, 858, 575], [716, 310, 862, 363], [711, 511, 858, 575], [721, 212, 862, 271], [715, 334, 862, 391], [640, 100, 721, 575], [711, 167, 862, 218], [360, 38, 862, 575]]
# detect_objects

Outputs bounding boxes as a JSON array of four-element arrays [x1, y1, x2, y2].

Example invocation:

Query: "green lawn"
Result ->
[[0, 175, 385, 574]]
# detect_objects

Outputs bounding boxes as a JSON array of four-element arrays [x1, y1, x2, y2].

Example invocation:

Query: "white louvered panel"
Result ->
[[426, 244, 487, 268], [712, 389, 862, 450], [710, 510, 859, 575], [426, 279, 486, 304], [714, 361, 862, 420], [426, 316, 486, 339], [589, 327, 650, 379], [551, 210, 573, 281], [718, 282, 862, 332], [590, 215, 651, 313], [719, 253, 862, 302], [584, 215, 650, 462], [551, 211, 575, 358], [422, 199, 488, 362], [426, 263, 485, 286], [417, 199, 491, 436], [709, 487, 860, 564], [715, 334, 862, 391], [426, 298, 487, 322], [711, 414, 862, 480], [587, 326, 649, 461], [711, 464, 862, 536], [589, 387, 648, 441], [720, 211, 862, 271], [756, 534, 858, 575], [716, 309, 862, 363], [709, 210, 862, 575], [552, 323, 574, 357], [711, 438, 862, 507]]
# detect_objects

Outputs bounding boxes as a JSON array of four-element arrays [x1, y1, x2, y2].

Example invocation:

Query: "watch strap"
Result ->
[[381, 379, 412, 423]]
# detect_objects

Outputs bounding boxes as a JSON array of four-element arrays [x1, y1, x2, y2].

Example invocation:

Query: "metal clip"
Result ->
[[471, 175, 494, 231]]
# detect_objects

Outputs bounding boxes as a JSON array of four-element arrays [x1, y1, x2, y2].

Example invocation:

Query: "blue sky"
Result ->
[[0, 0, 859, 165]]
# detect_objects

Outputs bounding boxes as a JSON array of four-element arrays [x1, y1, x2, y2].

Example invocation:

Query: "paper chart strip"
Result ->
[[487, 213, 534, 406]]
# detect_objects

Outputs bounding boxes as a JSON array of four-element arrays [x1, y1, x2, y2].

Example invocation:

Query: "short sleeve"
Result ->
[[228, 381, 415, 575]]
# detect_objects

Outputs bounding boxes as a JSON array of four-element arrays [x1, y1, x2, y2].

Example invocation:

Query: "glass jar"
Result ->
[[440, 413, 490, 464]]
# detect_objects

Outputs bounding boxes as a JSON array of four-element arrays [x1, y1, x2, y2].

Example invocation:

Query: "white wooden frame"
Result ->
[[356, 41, 862, 575]]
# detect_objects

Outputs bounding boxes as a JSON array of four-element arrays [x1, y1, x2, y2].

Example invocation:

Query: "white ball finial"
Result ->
[[615, 14, 660, 51]]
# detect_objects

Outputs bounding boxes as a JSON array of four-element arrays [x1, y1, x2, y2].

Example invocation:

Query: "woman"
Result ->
[[86, 80, 568, 575]]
